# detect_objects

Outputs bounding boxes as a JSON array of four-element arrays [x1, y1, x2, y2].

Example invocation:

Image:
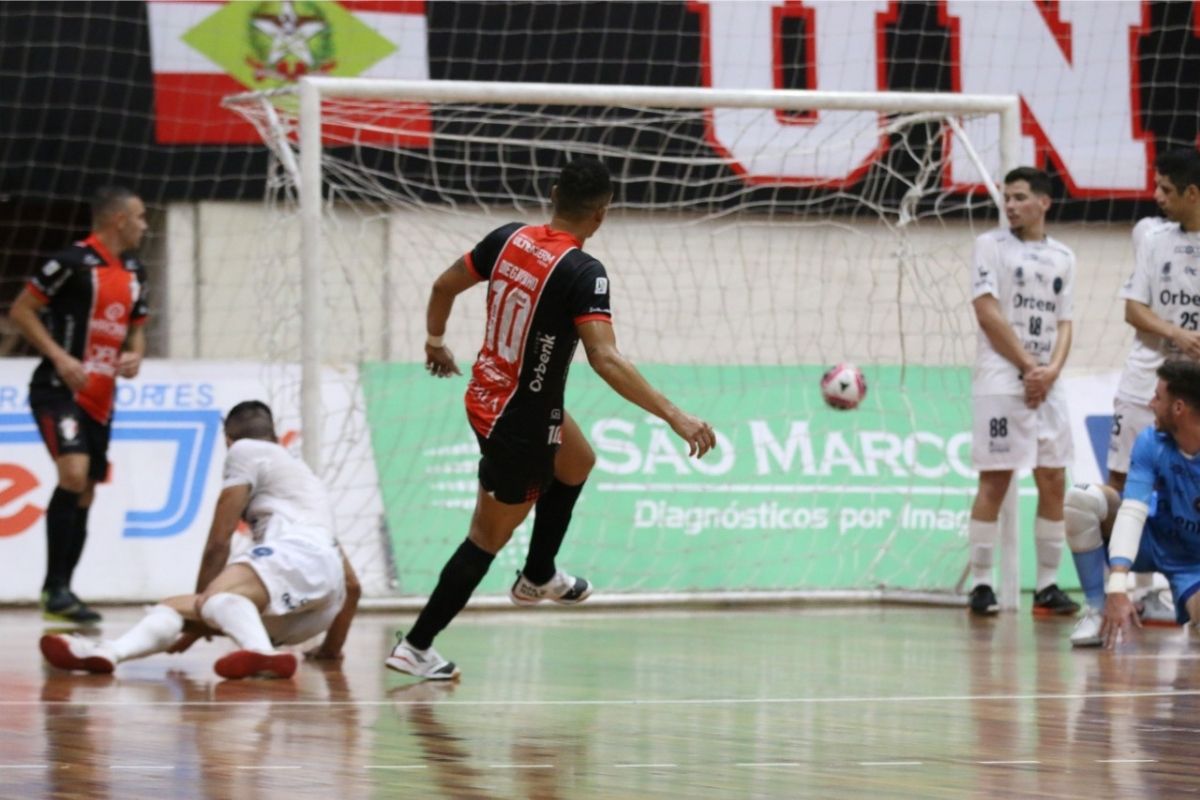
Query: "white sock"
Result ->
[[200, 593, 274, 653], [969, 518, 998, 588], [1035, 517, 1066, 592], [108, 604, 184, 663]]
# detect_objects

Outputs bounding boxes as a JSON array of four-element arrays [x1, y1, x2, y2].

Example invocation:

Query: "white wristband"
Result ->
[[1106, 571, 1128, 595], [426, 334, 444, 348]]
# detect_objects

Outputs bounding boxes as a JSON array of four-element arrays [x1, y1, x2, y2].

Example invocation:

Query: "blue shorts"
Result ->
[[1130, 528, 1200, 624]]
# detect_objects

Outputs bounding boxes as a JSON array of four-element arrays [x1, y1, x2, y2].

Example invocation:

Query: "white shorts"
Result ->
[[971, 391, 1074, 471], [230, 527, 345, 646], [1106, 397, 1155, 475]]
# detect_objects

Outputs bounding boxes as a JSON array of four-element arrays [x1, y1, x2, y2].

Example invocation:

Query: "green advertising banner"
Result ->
[[363, 364, 1075, 597]]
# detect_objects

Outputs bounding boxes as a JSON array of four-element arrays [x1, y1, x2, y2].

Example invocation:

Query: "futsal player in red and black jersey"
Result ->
[[386, 157, 716, 680], [8, 187, 150, 624]]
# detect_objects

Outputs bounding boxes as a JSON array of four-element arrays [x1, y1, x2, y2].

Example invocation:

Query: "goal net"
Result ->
[[225, 79, 1020, 604]]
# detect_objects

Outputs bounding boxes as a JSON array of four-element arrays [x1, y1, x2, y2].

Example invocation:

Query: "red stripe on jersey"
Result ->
[[463, 251, 483, 281], [574, 313, 612, 325], [465, 225, 580, 437], [73, 235, 137, 423], [26, 281, 49, 304]]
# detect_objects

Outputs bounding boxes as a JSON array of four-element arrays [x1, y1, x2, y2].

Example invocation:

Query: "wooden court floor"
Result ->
[[2, 603, 1199, 799]]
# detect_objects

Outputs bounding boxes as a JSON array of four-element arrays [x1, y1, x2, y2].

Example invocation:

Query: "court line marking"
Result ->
[[364, 765, 428, 770], [1097, 758, 1157, 764], [735, 762, 801, 767], [0, 765, 50, 769], [858, 761, 923, 766], [13, 688, 1200, 708], [487, 763, 554, 769]]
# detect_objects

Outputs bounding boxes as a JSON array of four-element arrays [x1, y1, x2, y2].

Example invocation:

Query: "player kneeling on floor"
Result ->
[[1066, 361, 1200, 648], [40, 401, 361, 679]]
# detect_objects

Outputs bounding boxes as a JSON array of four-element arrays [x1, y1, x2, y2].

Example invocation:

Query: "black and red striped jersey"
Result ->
[[26, 234, 149, 422], [463, 223, 612, 442]]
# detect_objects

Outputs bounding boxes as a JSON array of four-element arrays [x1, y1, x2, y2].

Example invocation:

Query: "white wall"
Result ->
[[164, 201, 1136, 375]]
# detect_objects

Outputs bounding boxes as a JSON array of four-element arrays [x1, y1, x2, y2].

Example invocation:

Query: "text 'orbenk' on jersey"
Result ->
[[462, 223, 612, 440], [27, 234, 150, 422]]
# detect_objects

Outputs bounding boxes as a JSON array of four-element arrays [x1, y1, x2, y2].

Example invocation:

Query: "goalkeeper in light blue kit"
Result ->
[[1066, 359, 1200, 647]]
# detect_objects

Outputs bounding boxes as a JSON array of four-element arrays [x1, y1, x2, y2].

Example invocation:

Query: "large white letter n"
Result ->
[[693, 0, 889, 184]]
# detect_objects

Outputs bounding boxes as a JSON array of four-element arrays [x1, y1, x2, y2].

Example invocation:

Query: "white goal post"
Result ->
[[228, 78, 1027, 608]]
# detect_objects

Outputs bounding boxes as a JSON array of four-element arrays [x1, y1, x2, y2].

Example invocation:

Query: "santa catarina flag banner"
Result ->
[[146, 0, 430, 145]]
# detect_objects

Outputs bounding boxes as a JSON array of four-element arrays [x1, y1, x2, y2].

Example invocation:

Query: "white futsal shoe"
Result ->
[[1137, 589, 1178, 627], [509, 569, 593, 606], [1070, 607, 1103, 648], [39, 633, 116, 673], [385, 637, 460, 681]]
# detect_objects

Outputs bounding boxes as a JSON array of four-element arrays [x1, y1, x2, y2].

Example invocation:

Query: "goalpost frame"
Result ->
[[292, 77, 1024, 609]]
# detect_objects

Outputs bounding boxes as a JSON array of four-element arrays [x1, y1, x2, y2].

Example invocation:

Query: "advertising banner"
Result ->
[[0, 360, 385, 602], [366, 363, 1123, 597]]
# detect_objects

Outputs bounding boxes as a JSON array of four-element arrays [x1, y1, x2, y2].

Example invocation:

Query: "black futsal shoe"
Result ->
[[968, 584, 1000, 616]]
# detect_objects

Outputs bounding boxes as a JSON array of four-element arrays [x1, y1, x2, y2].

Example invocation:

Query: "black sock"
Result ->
[[64, 504, 91, 588], [405, 538, 495, 650], [522, 479, 585, 585], [43, 487, 82, 594]]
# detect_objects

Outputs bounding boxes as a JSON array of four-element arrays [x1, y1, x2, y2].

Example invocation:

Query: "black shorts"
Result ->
[[30, 395, 111, 481], [475, 430, 558, 505]]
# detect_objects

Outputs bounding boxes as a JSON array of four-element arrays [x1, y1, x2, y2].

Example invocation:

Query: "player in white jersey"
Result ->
[[966, 167, 1080, 617], [39, 401, 361, 679], [1107, 149, 1200, 623]]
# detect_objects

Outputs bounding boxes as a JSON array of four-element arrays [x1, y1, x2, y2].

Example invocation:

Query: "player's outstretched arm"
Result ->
[[8, 288, 87, 390], [193, 483, 251, 595], [425, 257, 482, 378], [307, 549, 362, 661], [578, 320, 715, 458], [1126, 299, 1200, 360]]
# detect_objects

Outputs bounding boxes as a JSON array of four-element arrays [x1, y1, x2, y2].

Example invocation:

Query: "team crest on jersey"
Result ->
[[594, 277, 608, 294], [1013, 266, 1025, 287], [1176, 246, 1197, 255], [1053, 277, 1063, 294], [58, 416, 79, 443], [251, 546, 274, 558], [42, 260, 60, 276], [104, 302, 125, 321], [1163, 262, 1172, 277]]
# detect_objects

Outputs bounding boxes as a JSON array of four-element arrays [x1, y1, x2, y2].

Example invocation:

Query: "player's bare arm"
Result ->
[[307, 550, 362, 661], [118, 323, 146, 378], [577, 320, 715, 458], [1024, 320, 1072, 405], [973, 294, 1039, 393], [8, 287, 87, 391], [193, 483, 251, 595], [1126, 299, 1200, 360], [1100, 565, 1142, 649], [425, 257, 481, 378]]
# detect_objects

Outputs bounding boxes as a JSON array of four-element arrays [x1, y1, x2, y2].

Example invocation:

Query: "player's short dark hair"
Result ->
[[1154, 148, 1200, 194], [1157, 360, 1200, 410], [90, 186, 138, 225], [1003, 167, 1052, 197], [553, 157, 613, 219], [224, 400, 276, 442]]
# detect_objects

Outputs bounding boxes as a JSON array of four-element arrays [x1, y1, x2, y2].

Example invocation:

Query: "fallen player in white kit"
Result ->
[[39, 400, 360, 679]]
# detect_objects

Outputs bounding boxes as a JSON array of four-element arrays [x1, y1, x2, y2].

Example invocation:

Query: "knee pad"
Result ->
[[1064, 484, 1106, 552]]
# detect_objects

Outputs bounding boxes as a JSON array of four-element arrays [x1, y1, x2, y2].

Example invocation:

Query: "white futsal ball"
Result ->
[[820, 363, 867, 410]]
